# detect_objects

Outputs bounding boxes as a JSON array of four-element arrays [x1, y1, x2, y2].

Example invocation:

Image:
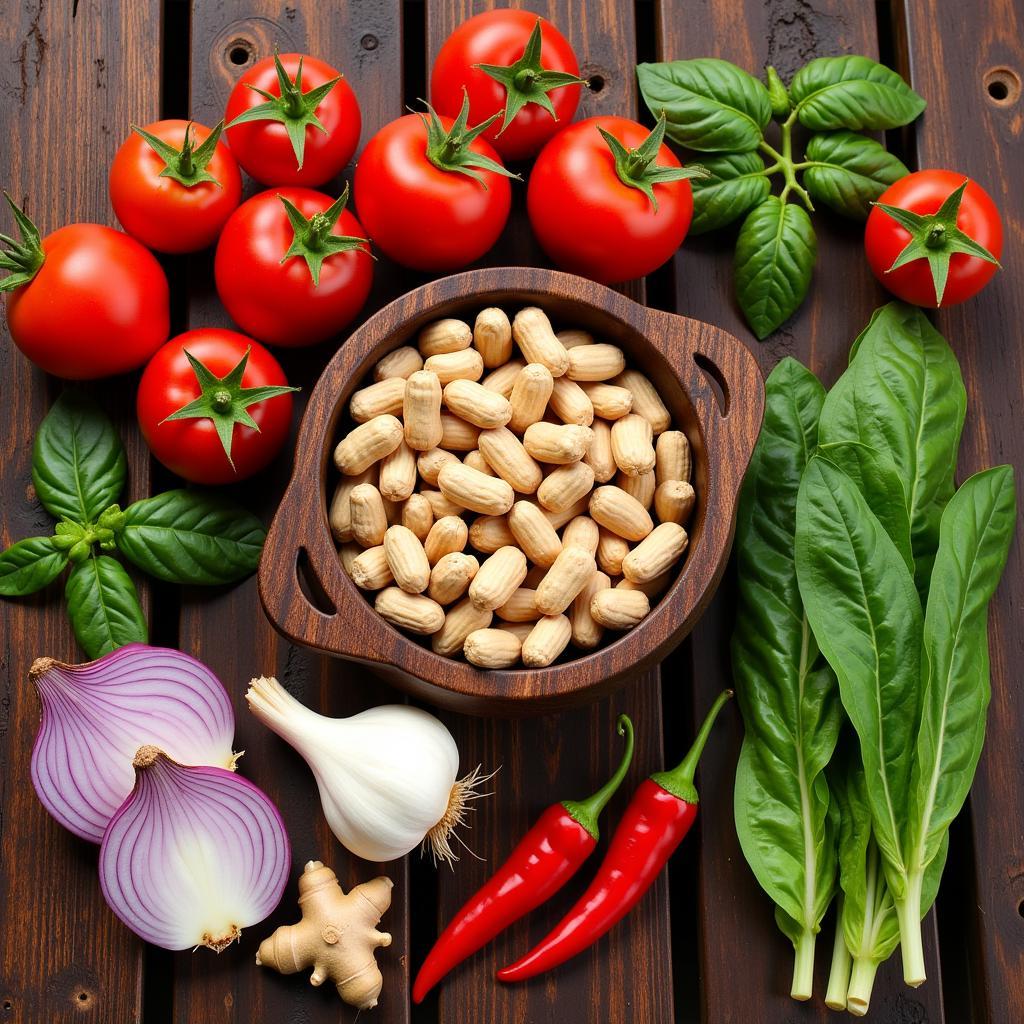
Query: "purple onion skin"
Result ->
[[31, 644, 236, 843], [99, 749, 291, 952]]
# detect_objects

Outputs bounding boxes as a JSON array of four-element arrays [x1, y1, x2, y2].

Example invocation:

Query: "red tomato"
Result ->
[[214, 187, 373, 347], [865, 170, 1003, 307], [431, 10, 583, 162], [354, 111, 513, 271], [527, 116, 695, 284], [109, 120, 243, 253], [4, 219, 169, 379], [225, 53, 360, 187], [137, 328, 294, 484]]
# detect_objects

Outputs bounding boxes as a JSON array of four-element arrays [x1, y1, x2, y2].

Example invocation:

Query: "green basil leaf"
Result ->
[[732, 359, 842, 970], [0, 536, 69, 595], [802, 131, 909, 219], [789, 56, 926, 131], [908, 466, 1016, 878], [637, 58, 772, 152], [735, 197, 817, 339], [118, 490, 265, 585], [795, 456, 922, 899], [32, 391, 126, 524], [817, 303, 966, 595], [689, 151, 772, 234], [817, 441, 913, 571], [65, 555, 147, 659]]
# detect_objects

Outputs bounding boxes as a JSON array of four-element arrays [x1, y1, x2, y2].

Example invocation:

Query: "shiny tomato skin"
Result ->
[[865, 170, 1003, 307], [138, 328, 293, 484], [109, 119, 243, 253], [5, 224, 170, 379], [214, 187, 373, 347], [224, 53, 361, 187], [354, 113, 512, 271], [431, 9, 582, 162], [527, 116, 694, 284]]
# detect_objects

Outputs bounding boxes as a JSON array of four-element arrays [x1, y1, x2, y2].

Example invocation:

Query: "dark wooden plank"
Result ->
[[896, 3, 1024, 1020], [0, 1, 161, 1021], [176, 4, 411, 1023], [655, 2, 946, 1021], [422, 4, 673, 1023]]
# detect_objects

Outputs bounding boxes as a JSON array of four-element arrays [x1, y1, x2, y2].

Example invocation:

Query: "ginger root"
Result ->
[[256, 859, 393, 1010]]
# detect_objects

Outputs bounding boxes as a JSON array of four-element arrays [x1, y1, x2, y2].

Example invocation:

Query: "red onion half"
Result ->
[[31, 644, 237, 843], [99, 746, 290, 951]]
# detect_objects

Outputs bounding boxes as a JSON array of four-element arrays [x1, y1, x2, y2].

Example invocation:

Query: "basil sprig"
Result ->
[[0, 392, 266, 659], [638, 55, 924, 339]]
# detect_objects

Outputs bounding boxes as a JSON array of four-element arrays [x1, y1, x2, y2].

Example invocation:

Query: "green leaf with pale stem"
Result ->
[[475, 18, 587, 133], [732, 358, 842, 1001]]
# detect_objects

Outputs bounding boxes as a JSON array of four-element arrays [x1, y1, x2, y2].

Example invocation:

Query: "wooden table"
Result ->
[[1, 2, 1020, 1021]]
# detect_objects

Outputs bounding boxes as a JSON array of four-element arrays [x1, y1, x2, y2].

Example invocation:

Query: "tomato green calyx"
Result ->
[[650, 689, 733, 803], [226, 52, 342, 171], [562, 714, 635, 842], [277, 184, 371, 286], [132, 120, 226, 188], [597, 114, 708, 212], [415, 93, 521, 187], [873, 179, 1001, 305], [0, 192, 45, 292], [474, 18, 587, 135], [160, 348, 298, 470]]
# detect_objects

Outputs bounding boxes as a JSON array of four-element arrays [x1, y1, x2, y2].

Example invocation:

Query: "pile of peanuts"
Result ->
[[330, 305, 695, 669]]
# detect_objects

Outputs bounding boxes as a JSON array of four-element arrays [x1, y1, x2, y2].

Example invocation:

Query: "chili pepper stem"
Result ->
[[790, 926, 816, 1001], [896, 869, 926, 986], [824, 909, 851, 1010], [561, 714, 634, 841], [649, 690, 733, 803]]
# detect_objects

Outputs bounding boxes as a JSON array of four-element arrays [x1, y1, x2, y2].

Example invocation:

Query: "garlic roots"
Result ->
[[256, 860, 393, 1010]]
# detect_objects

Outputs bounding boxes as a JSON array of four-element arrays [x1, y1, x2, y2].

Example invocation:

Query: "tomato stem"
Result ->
[[0, 192, 46, 292], [131, 121, 225, 189], [276, 185, 371, 286], [926, 223, 947, 248]]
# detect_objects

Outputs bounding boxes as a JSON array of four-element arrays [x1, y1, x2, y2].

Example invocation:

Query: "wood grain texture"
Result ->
[[655, 1, 947, 1020], [412, 3, 675, 1022], [897, 2, 1024, 1020], [0, 2, 161, 1022], [261, 268, 762, 712], [178, 4, 411, 1023]]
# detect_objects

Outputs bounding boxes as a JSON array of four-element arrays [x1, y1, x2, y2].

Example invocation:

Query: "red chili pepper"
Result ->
[[497, 690, 732, 984], [412, 714, 634, 1003]]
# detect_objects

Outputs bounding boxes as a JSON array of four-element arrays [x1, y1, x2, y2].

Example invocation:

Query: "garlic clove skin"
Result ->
[[246, 678, 460, 862]]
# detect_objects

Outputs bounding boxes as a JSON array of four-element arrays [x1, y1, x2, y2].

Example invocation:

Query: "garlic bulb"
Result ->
[[246, 677, 485, 863]]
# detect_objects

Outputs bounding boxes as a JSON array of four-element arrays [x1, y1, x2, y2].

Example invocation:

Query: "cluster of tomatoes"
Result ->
[[1, 11, 707, 484]]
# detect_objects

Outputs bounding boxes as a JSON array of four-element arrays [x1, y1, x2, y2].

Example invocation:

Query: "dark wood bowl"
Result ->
[[258, 268, 764, 715]]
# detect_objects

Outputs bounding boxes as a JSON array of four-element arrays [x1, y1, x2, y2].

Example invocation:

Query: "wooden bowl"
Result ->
[[258, 268, 763, 715]]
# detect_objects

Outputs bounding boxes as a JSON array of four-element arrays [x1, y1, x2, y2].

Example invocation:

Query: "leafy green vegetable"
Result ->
[[732, 359, 842, 1000], [0, 537, 69, 596], [795, 456, 921, 897], [1, 391, 265, 658], [818, 303, 966, 595], [118, 490, 266, 585], [634, 55, 922, 339], [897, 465, 1016, 983], [802, 132, 909, 219], [65, 555, 148, 658], [789, 56, 927, 131], [735, 197, 816, 340], [32, 391, 126, 524], [687, 151, 772, 234], [637, 58, 771, 152], [816, 441, 912, 571]]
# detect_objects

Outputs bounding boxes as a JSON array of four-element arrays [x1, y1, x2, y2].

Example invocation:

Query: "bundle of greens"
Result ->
[[732, 303, 1016, 1013]]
